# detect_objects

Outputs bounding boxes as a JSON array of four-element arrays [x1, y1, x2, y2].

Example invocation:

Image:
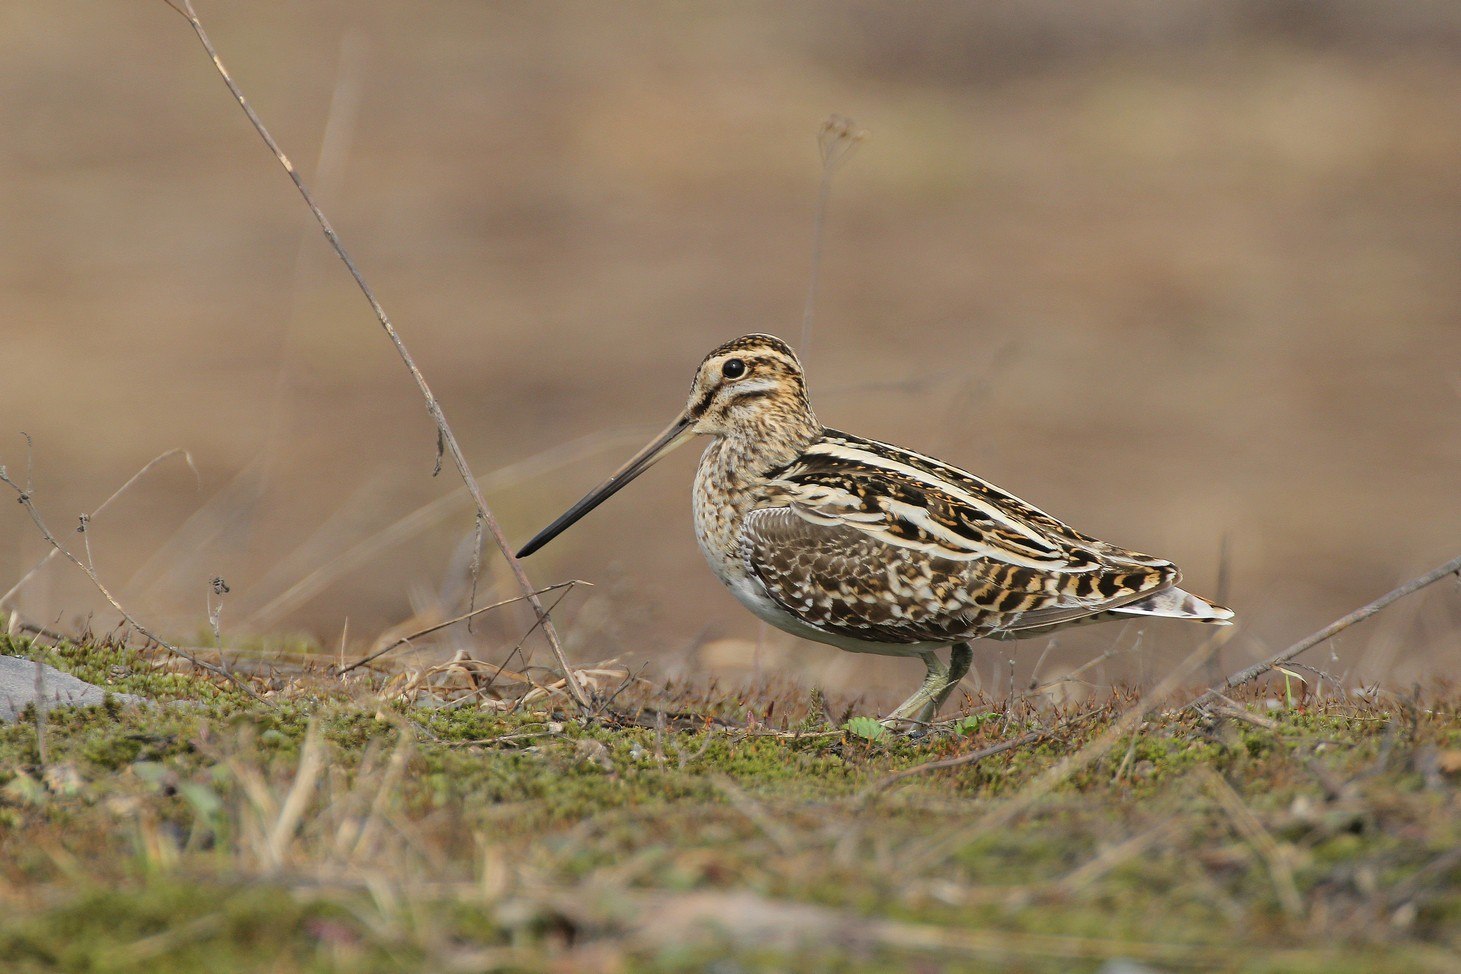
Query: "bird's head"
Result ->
[[684, 333, 814, 438], [515, 333, 818, 557]]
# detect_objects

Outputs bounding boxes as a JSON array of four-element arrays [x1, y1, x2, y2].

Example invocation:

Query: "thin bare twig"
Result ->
[[1207, 699, 1283, 731], [467, 511, 485, 630], [496, 583, 587, 704], [9, 620, 69, 644], [592, 660, 653, 717], [1027, 635, 1141, 698], [0, 448, 197, 609], [337, 580, 588, 675], [0, 461, 265, 702], [163, 0, 590, 712], [1190, 553, 1461, 709]]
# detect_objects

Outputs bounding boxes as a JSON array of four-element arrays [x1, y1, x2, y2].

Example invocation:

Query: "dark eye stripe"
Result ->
[[690, 388, 716, 417], [729, 387, 777, 405]]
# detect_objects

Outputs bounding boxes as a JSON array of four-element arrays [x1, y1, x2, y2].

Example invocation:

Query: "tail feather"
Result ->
[[1111, 586, 1233, 624]]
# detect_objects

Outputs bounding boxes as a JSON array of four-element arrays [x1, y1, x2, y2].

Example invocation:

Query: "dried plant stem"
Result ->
[[0, 465, 265, 702], [337, 579, 588, 675], [164, 0, 589, 711], [0, 447, 196, 610], [1190, 553, 1461, 709]]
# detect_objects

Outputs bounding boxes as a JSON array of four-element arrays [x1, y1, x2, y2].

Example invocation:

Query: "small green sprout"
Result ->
[[843, 716, 888, 742]]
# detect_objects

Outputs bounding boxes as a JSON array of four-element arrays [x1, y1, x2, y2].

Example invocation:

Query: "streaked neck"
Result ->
[[712, 403, 821, 479]]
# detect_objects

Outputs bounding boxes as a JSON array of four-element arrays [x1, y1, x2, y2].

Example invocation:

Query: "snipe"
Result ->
[[519, 335, 1232, 726]]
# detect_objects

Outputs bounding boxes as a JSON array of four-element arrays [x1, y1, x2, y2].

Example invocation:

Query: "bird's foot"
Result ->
[[879, 703, 937, 736]]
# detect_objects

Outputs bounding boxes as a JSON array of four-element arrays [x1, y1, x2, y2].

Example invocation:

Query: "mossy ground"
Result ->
[[1, 634, 1458, 973]]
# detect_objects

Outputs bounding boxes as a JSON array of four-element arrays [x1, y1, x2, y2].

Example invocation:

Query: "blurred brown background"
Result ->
[[2, 1, 1458, 704]]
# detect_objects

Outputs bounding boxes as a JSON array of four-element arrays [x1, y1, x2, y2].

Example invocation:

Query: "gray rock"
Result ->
[[0, 655, 144, 722]]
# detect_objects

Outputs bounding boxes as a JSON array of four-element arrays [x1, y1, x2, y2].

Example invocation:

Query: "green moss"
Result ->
[[1, 637, 1458, 972], [0, 879, 413, 974]]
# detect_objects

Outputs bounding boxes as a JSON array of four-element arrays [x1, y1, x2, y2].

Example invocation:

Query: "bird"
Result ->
[[517, 334, 1233, 727]]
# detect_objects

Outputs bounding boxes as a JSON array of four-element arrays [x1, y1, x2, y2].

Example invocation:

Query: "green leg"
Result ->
[[883, 643, 972, 729], [931, 642, 972, 714]]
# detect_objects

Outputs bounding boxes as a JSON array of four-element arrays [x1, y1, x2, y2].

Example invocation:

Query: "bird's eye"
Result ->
[[721, 358, 747, 379]]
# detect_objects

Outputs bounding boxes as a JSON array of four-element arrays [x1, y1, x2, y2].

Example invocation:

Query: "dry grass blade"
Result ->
[[1055, 820, 1176, 893], [1190, 552, 1461, 709], [32, 660, 48, 767], [345, 730, 413, 866], [1385, 845, 1461, 911], [162, 0, 589, 712], [265, 719, 326, 868], [113, 912, 227, 966], [382, 645, 634, 713], [124, 455, 269, 603], [1197, 765, 1304, 917]]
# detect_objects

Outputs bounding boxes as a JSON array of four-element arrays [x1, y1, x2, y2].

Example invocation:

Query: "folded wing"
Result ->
[[742, 429, 1226, 643]]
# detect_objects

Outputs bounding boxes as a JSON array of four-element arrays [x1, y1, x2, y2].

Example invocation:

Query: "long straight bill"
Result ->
[[516, 413, 696, 557]]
